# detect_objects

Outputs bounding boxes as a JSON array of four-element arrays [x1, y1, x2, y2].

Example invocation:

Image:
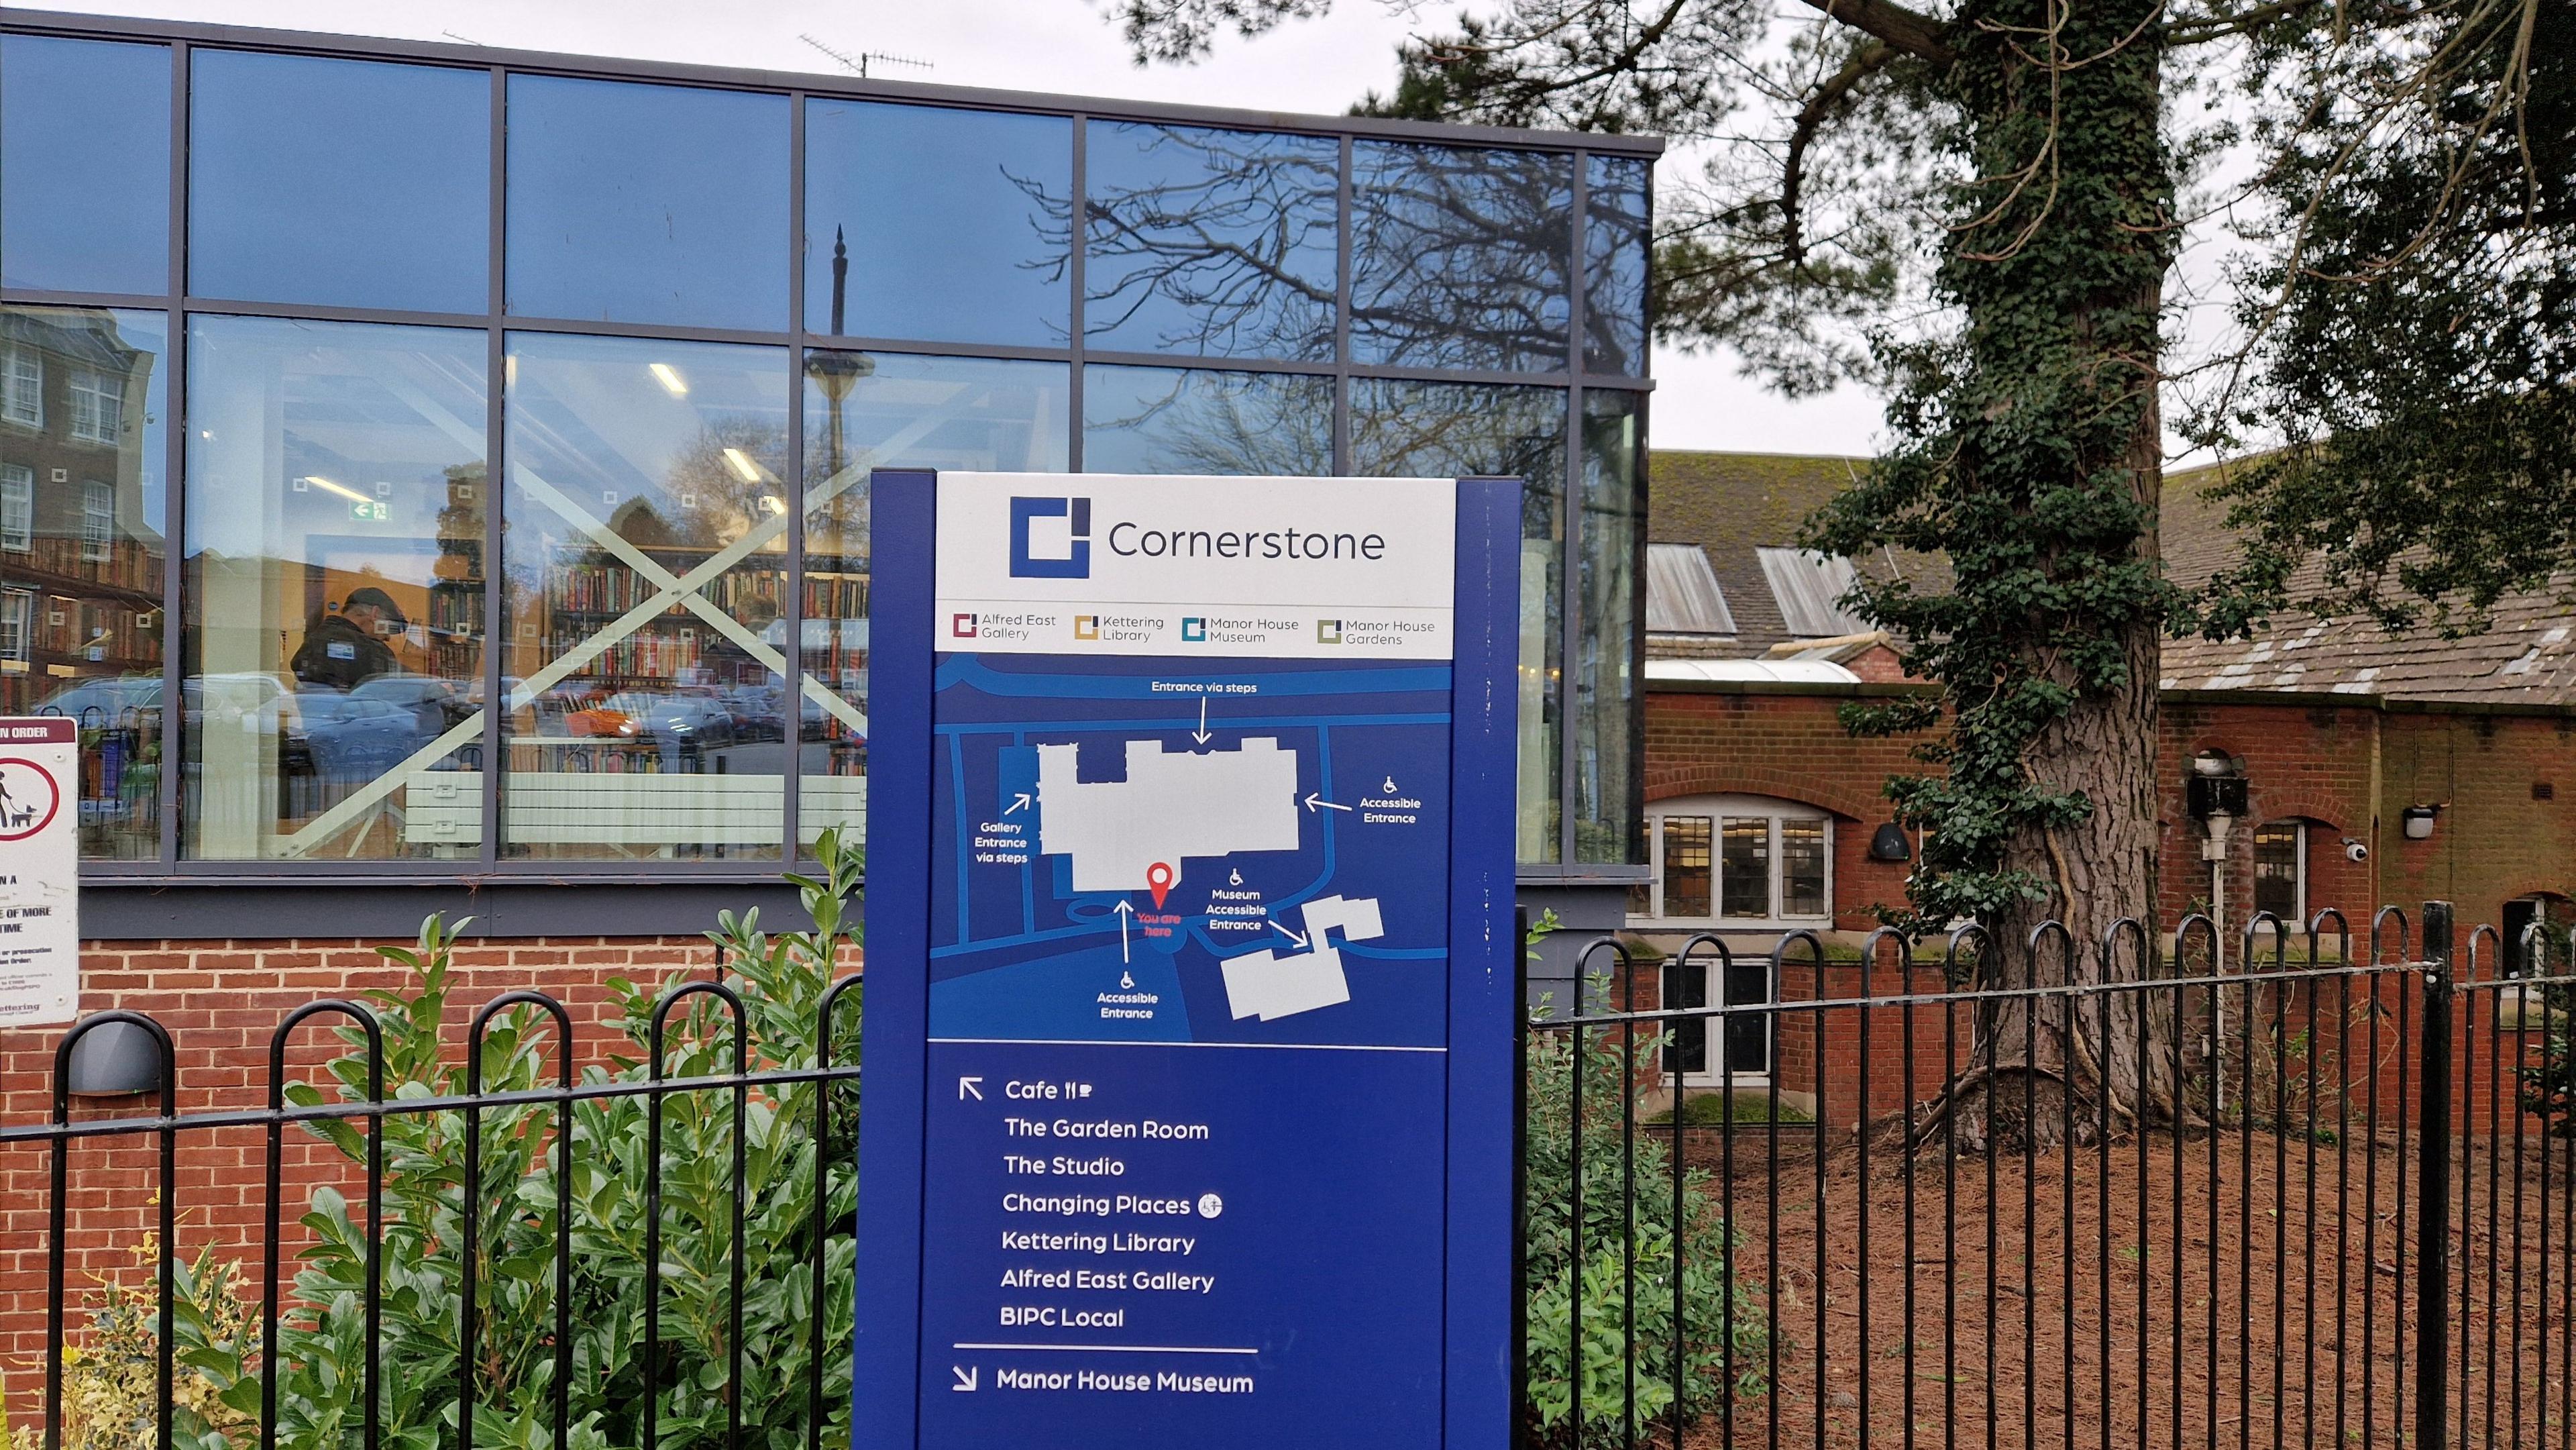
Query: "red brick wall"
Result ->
[[0, 935, 732, 1412], [1649, 681, 2576, 949]]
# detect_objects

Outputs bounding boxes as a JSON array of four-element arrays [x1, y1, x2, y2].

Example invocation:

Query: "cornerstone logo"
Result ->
[[1009, 496, 1092, 578]]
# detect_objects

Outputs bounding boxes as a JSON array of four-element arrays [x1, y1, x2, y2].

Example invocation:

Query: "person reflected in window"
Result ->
[[291, 586, 404, 691]]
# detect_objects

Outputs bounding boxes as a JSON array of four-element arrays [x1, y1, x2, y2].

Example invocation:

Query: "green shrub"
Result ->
[[1521, 974, 1768, 1447], [125, 829, 864, 1450]]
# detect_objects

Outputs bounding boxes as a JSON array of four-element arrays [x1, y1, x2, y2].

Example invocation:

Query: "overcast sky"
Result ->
[[51, 0, 1887, 460]]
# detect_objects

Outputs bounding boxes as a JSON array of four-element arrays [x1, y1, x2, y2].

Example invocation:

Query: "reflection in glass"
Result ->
[[1782, 818, 1828, 917], [1584, 156, 1651, 377], [1350, 379, 1566, 861], [1085, 123, 1338, 361], [1660, 815, 1712, 918], [507, 76, 789, 330], [0, 37, 170, 295], [1720, 817, 1770, 918], [503, 333, 789, 860], [190, 52, 488, 313], [798, 351, 1070, 848], [182, 317, 486, 861], [1083, 366, 1331, 476], [1351, 142, 1572, 372], [0, 309, 166, 859], [806, 102, 1071, 346], [1575, 390, 1644, 864]]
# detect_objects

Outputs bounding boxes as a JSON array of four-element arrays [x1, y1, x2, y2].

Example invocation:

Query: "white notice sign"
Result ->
[[0, 717, 79, 1026]]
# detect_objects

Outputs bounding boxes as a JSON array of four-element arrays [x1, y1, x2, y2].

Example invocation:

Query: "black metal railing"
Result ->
[[1, 970, 861, 1450], [1518, 900, 2576, 1450]]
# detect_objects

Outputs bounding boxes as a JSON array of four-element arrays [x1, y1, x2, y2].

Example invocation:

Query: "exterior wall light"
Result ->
[[65, 1019, 164, 1097], [1868, 822, 1911, 862], [2402, 804, 2440, 840]]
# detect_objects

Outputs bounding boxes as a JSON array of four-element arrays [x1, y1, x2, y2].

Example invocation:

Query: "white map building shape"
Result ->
[[1221, 894, 1385, 1021], [1033, 737, 1300, 892]]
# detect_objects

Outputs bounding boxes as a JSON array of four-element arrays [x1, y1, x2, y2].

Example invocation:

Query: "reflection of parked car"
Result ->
[[718, 687, 787, 741], [352, 676, 466, 741], [294, 692, 419, 780], [605, 690, 736, 749], [35, 676, 164, 724]]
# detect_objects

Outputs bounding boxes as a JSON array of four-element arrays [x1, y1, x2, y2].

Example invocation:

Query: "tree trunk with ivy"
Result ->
[[1808, 0, 2182, 1147]]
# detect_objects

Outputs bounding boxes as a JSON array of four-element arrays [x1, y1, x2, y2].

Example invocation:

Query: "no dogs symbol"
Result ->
[[0, 758, 63, 841]]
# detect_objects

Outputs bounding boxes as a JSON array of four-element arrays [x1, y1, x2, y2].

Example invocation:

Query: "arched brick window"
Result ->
[[1628, 792, 1833, 929]]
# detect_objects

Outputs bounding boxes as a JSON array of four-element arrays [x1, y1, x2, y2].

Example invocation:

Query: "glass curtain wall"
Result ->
[[0, 26, 1652, 875], [0, 307, 167, 858], [181, 317, 486, 861]]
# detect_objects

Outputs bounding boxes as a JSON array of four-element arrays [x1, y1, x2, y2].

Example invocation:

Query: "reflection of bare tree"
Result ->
[[1582, 159, 1651, 376], [665, 418, 791, 552], [1018, 125, 1587, 370], [1351, 144, 1572, 372], [1069, 124, 1338, 359], [1089, 370, 1334, 476], [1349, 382, 1564, 527]]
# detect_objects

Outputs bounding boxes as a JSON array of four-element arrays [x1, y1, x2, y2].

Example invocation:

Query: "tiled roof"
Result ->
[[1645, 450, 1945, 655], [1650, 450, 2576, 705], [2157, 460, 2576, 705]]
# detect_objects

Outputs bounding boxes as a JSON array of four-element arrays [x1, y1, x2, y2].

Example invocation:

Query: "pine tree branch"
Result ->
[[1782, 40, 1899, 266], [1795, 0, 1959, 65]]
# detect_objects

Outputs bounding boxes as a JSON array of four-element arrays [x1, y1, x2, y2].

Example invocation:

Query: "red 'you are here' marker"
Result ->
[[1146, 862, 1175, 910]]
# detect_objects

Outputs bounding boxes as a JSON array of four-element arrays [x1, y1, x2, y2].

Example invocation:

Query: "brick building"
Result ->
[[1634, 450, 2576, 1114]]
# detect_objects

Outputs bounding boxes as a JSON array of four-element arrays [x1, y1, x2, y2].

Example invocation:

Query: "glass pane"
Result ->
[[1350, 379, 1566, 862], [1082, 365, 1332, 475], [1660, 815, 1711, 918], [190, 52, 488, 313], [799, 351, 1071, 848], [1583, 155, 1650, 377], [1662, 958, 1705, 1077], [2253, 823, 2300, 923], [1719, 817, 1770, 918], [507, 76, 788, 329], [1574, 390, 1643, 864], [0, 37, 170, 295], [1723, 960, 1770, 1073], [1781, 817, 1827, 917], [0, 307, 166, 860], [1084, 123, 1338, 360], [805, 101, 1071, 346], [502, 333, 788, 860], [182, 317, 486, 861], [1350, 142, 1571, 372]]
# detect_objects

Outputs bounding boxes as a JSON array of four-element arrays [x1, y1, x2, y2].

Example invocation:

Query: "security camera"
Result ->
[[2342, 837, 2369, 863]]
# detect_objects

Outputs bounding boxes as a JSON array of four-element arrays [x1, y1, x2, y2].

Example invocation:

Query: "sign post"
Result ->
[[857, 471, 1519, 1448], [0, 717, 80, 1027]]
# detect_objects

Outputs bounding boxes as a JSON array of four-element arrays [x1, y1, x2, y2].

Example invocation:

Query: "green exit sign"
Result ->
[[350, 500, 390, 522]]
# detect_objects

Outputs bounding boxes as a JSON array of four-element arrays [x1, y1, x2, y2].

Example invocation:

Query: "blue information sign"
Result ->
[[857, 471, 1519, 1448]]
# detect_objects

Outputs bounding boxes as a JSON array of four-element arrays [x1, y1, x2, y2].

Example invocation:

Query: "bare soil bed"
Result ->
[[1629, 1129, 2573, 1449]]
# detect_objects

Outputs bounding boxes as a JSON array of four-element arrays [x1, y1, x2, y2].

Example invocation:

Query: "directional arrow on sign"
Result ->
[[1303, 792, 1351, 813], [1113, 899, 1135, 963], [1268, 919, 1309, 949], [1191, 697, 1212, 746], [1003, 792, 1032, 815], [957, 1076, 983, 1101], [951, 1366, 977, 1392]]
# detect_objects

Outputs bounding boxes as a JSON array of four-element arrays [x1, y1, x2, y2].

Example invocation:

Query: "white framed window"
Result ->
[[68, 370, 122, 444], [2252, 819, 2307, 927], [0, 589, 32, 662], [1661, 951, 1775, 1085], [0, 466, 31, 552], [1629, 793, 1834, 928], [80, 480, 113, 562], [2, 350, 40, 429]]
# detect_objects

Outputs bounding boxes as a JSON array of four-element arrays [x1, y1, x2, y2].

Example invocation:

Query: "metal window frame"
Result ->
[[0, 7, 1659, 903]]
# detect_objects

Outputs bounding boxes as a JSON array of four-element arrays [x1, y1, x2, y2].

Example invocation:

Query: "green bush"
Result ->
[[136, 829, 864, 1450], [1521, 975, 1768, 1447]]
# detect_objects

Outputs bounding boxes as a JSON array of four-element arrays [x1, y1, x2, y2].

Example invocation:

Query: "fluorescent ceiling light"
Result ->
[[722, 447, 763, 482], [649, 362, 688, 397], [302, 475, 370, 504]]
